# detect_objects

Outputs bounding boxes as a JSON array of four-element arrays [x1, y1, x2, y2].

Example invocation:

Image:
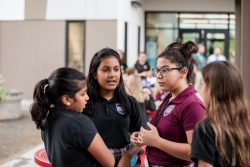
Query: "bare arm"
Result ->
[[88, 133, 115, 167], [118, 144, 141, 167], [198, 160, 213, 167], [153, 130, 193, 161], [139, 122, 193, 161]]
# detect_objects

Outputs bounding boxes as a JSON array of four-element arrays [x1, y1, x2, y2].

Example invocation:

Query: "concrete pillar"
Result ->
[[85, 20, 117, 74], [235, 0, 250, 100], [25, 0, 47, 20]]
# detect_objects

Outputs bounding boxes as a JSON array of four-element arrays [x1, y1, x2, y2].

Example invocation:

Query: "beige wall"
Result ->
[[25, 0, 47, 20], [143, 0, 234, 12], [0, 21, 65, 98], [85, 20, 117, 73]]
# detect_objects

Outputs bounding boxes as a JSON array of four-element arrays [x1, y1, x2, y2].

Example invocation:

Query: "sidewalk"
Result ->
[[0, 99, 42, 166], [0, 144, 43, 167]]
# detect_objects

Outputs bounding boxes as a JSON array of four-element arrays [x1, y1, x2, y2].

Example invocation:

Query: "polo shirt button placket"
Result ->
[[106, 102, 110, 116]]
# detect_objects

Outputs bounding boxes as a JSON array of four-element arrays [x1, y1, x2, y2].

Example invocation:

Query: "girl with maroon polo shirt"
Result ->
[[131, 40, 206, 166]]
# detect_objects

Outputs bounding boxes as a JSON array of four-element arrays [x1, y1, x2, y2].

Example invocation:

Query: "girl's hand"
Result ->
[[130, 131, 141, 146], [139, 122, 160, 147]]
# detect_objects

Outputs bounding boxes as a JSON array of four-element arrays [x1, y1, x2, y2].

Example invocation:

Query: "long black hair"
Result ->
[[85, 47, 131, 115], [30, 67, 86, 130], [158, 39, 198, 84]]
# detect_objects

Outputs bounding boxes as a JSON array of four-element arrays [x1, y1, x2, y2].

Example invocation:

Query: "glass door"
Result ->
[[179, 29, 201, 44], [204, 30, 229, 60]]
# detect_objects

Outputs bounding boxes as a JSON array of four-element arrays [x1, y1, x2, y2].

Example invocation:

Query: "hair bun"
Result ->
[[181, 41, 198, 60], [166, 38, 182, 50]]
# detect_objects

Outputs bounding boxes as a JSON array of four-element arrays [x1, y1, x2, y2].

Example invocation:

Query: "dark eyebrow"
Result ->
[[101, 65, 120, 68], [157, 65, 170, 69]]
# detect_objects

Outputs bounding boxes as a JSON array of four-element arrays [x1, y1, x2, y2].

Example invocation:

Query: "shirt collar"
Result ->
[[97, 95, 117, 103], [168, 86, 195, 104]]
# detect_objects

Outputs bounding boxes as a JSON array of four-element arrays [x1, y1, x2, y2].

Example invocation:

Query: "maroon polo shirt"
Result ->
[[147, 86, 206, 166]]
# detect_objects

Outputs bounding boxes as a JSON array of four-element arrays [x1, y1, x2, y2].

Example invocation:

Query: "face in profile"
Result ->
[[200, 77, 210, 108], [95, 56, 121, 92], [156, 57, 182, 92], [70, 86, 89, 113]]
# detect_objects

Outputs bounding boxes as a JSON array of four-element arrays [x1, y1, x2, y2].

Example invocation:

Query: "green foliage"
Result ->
[[0, 87, 8, 102], [0, 75, 8, 102]]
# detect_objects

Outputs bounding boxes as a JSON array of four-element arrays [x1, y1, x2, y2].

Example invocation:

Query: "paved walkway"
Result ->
[[0, 144, 43, 167], [0, 99, 42, 167]]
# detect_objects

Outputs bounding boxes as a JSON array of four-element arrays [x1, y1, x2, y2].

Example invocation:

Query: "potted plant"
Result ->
[[0, 74, 23, 120]]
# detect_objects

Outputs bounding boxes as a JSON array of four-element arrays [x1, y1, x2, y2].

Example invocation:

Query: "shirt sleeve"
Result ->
[[73, 115, 98, 150], [128, 96, 144, 132], [191, 120, 216, 165], [181, 101, 206, 131]]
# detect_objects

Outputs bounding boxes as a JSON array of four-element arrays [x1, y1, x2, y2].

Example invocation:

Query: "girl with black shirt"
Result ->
[[191, 61, 250, 166], [30, 67, 115, 167], [84, 48, 144, 164]]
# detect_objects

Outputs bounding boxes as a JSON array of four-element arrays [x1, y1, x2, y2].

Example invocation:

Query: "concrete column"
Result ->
[[85, 20, 117, 74], [25, 0, 47, 20], [235, 0, 241, 69], [235, 0, 250, 100]]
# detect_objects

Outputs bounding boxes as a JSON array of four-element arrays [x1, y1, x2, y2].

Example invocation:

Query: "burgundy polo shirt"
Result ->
[[147, 86, 206, 166]]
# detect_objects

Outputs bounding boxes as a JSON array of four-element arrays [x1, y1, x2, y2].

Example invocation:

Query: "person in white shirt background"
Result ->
[[207, 47, 226, 64]]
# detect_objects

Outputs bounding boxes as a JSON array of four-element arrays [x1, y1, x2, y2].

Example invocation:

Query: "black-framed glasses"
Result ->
[[152, 66, 182, 77]]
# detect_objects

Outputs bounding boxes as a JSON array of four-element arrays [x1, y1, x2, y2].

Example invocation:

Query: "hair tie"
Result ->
[[43, 84, 49, 94]]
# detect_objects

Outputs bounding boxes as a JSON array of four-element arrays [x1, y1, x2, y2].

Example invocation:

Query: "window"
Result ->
[[66, 21, 85, 72]]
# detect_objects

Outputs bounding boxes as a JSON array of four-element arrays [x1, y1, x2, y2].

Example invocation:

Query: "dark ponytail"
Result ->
[[158, 39, 198, 84], [30, 79, 50, 130], [30, 67, 86, 130]]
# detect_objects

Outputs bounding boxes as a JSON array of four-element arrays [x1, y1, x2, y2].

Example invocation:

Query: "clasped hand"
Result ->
[[130, 122, 160, 147]]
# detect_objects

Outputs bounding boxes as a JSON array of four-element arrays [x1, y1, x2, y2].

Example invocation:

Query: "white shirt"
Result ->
[[207, 54, 226, 64]]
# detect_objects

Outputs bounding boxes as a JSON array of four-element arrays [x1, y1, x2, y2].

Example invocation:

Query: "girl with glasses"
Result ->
[[131, 39, 206, 166]]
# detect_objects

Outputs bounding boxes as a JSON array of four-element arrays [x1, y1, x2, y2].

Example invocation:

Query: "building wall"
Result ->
[[0, 0, 25, 20], [143, 0, 234, 12], [0, 21, 65, 98], [117, 0, 145, 67], [85, 20, 117, 73], [46, 0, 117, 20], [1, 0, 244, 99]]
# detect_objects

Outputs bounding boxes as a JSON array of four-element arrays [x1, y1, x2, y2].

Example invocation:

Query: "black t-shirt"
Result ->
[[134, 61, 151, 73], [84, 95, 143, 148], [191, 118, 239, 167], [42, 107, 99, 167]]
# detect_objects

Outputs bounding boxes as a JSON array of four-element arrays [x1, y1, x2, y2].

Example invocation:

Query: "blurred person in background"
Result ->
[[117, 49, 128, 74], [193, 44, 206, 92], [207, 48, 226, 64], [134, 52, 152, 78]]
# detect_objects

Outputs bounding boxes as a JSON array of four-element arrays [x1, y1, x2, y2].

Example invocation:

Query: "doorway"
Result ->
[[179, 29, 229, 59]]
